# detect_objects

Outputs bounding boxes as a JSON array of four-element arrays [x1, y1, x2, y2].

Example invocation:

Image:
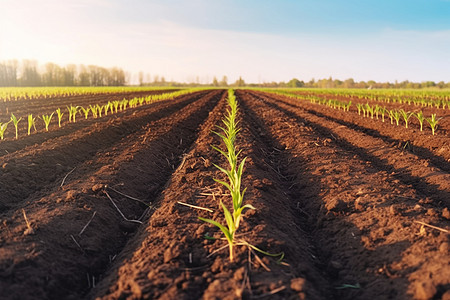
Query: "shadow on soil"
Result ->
[[261, 97, 449, 208], [240, 93, 412, 299], [277, 97, 450, 174]]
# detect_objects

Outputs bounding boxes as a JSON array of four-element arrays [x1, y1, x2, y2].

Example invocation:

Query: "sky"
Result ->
[[1, 0, 449, 84]]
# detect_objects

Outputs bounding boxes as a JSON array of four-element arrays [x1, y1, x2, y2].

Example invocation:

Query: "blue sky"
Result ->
[[1, 0, 449, 84]]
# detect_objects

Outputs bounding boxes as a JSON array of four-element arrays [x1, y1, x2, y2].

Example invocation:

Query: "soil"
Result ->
[[0, 89, 448, 300]]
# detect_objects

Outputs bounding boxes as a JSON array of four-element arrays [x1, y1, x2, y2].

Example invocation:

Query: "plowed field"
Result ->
[[1, 90, 449, 300]]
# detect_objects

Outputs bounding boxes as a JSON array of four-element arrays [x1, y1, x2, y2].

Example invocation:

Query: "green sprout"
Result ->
[[0, 121, 11, 140], [27, 114, 37, 135], [41, 112, 55, 132], [426, 114, 442, 135], [414, 111, 425, 131], [56, 108, 64, 127], [10, 113, 22, 140]]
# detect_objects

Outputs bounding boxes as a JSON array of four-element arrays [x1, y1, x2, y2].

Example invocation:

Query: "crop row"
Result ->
[[0, 86, 179, 102], [285, 88, 450, 110], [265, 90, 443, 135], [0, 89, 202, 140]]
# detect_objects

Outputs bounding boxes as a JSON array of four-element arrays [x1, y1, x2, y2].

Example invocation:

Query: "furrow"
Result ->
[[0, 90, 223, 300], [241, 90, 449, 299]]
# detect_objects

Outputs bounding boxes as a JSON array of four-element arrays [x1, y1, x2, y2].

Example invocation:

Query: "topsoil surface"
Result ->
[[0, 89, 449, 300]]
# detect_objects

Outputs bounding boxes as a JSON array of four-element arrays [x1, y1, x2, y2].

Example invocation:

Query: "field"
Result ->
[[0, 88, 449, 299]]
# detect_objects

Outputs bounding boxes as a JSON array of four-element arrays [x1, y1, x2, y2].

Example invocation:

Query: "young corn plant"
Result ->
[[80, 106, 91, 119], [392, 110, 401, 126], [0, 121, 10, 140], [67, 105, 79, 123], [56, 108, 64, 127], [399, 109, 413, 128], [380, 107, 387, 122], [356, 103, 362, 115], [198, 90, 256, 262], [108, 102, 114, 114], [10, 113, 22, 140], [27, 114, 37, 135], [344, 101, 351, 112], [41, 112, 54, 131], [366, 104, 374, 119], [415, 111, 425, 131], [96, 104, 104, 118], [112, 101, 120, 113], [89, 105, 99, 118], [426, 114, 442, 135]]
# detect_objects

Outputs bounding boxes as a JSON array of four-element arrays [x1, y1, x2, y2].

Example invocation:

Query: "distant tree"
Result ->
[[343, 78, 355, 88], [20, 60, 41, 86], [287, 78, 304, 88], [219, 75, 228, 86], [138, 71, 144, 86], [423, 81, 436, 88], [0, 60, 18, 86], [234, 76, 245, 87], [78, 65, 90, 86], [212, 76, 219, 87], [64, 64, 76, 86]]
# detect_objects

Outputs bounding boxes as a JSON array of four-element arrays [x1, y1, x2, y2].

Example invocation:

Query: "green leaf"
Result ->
[[221, 201, 235, 233], [198, 217, 233, 243]]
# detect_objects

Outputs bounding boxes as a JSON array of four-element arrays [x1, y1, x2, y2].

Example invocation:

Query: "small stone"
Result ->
[[426, 208, 437, 217], [414, 204, 422, 211], [389, 205, 398, 215], [290, 278, 306, 292], [233, 267, 245, 281], [354, 198, 364, 211], [91, 184, 105, 193], [325, 198, 347, 212], [440, 242, 449, 254], [442, 208, 450, 220]]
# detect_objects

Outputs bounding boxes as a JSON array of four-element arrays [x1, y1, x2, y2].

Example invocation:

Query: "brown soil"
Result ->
[[0, 90, 449, 300]]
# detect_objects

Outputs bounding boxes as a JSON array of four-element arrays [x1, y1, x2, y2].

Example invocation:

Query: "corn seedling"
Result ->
[[415, 111, 425, 131], [96, 104, 104, 118], [67, 105, 79, 123], [199, 90, 255, 262], [388, 110, 394, 125], [27, 114, 36, 135], [121, 99, 128, 111], [104, 102, 112, 116], [392, 110, 401, 126], [344, 101, 351, 112], [56, 108, 64, 127], [10, 113, 22, 140], [41, 112, 54, 131], [89, 105, 98, 118], [113, 101, 120, 113], [375, 105, 380, 119], [426, 114, 441, 135], [108, 102, 114, 114], [399, 109, 413, 128], [356, 103, 362, 115], [0, 121, 10, 140], [366, 104, 374, 119], [380, 107, 387, 122], [80, 106, 90, 119]]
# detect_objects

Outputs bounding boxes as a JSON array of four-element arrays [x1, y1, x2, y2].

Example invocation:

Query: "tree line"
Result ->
[[2, 60, 448, 89], [0, 60, 126, 87]]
